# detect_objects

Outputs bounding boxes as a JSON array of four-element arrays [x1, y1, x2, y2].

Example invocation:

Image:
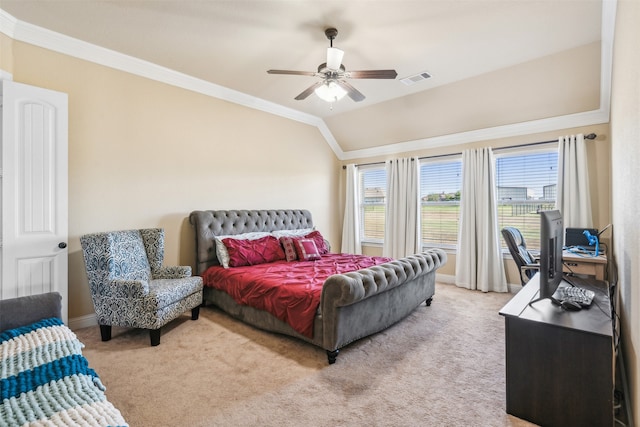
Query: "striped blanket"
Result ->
[[1, 318, 127, 427]]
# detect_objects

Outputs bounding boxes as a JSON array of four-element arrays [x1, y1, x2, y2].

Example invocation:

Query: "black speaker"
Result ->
[[565, 227, 598, 249]]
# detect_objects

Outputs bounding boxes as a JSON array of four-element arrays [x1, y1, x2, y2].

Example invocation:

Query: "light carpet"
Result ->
[[75, 283, 536, 426]]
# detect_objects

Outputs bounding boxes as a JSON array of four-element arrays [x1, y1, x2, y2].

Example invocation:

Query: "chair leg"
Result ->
[[149, 329, 161, 346], [191, 306, 200, 320], [99, 325, 112, 342]]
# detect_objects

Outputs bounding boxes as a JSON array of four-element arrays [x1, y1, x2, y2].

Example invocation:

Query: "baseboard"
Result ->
[[507, 283, 522, 293], [68, 313, 97, 330], [437, 273, 521, 294], [436, 273, 455, 285]]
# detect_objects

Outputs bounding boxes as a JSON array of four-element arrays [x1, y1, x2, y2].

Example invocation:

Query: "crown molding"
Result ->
[[340, 108, 610, 160], [0, 8, 17, 37], [0, 2, 615, 162], [0, 8, 321, 128]]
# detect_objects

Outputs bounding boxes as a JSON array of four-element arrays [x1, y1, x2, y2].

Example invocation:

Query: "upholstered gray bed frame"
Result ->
[[189, 209, 447, 364]]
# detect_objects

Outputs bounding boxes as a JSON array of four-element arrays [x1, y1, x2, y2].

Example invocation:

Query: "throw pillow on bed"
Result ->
[[271, 228, 315, 238], [303, 230, 329, 254], [279, 230, 329, 261], [215, 231, 271, 268], [279, 236, 299, 262], [293, 238, 322, 261], [224, 235, 286, 267]]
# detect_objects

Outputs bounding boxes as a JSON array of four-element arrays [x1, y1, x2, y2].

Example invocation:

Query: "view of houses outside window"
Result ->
[[496, 150, 558, 249], [359, 149, 558, 251]]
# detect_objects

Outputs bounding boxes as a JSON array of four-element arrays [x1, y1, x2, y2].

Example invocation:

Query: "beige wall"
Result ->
[[611, 0, 640, 423], [3, 37, 341, 319], [0, 33, 12, 72], [344, 122, 611, 286]]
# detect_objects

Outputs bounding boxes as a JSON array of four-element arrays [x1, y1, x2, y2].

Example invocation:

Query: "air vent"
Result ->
[[400, 71, 432, 86]]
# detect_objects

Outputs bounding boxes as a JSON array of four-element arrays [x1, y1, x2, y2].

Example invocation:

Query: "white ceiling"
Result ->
[[1, 0, 605, 154]]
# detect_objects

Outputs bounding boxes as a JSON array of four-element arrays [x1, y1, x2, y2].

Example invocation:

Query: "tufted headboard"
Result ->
[[189, 209, 314, 275]]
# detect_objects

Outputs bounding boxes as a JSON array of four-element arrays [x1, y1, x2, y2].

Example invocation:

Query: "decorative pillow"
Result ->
[[279, 236, 299, 262], [224, 235, 286, 267], [303, 230, 329, 254], [293, 238, 321, 261], [215, 231, 271, 268], [271, 228, 315, 238]]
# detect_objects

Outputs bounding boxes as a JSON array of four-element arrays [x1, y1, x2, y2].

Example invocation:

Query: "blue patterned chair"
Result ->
[[80, 228, 203, 346]]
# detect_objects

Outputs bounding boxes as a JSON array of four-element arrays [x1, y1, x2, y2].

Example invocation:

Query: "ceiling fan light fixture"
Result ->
[[267, 27, 396, 103], [315, 80, 347, 102], [326, 47, 344, 70]]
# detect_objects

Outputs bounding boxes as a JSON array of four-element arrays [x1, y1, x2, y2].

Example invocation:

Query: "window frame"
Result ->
[[419, 155, 463, 250], [358, 164, 387, 245], [494, 144, 559, 253]]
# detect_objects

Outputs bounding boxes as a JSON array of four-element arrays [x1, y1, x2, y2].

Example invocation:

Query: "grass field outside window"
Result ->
[[363, 201, 552, 250]]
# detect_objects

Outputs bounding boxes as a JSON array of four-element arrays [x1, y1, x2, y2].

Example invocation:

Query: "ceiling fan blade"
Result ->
[[294, 81, 324, 100], [336, 81, 365, 102], [345, 69, 398, 79], [267, 69, 317, 76]]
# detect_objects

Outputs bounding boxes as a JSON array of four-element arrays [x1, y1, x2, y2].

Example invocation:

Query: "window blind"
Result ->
[[495, 150, 558, 249], [420, 159, 462, 247], [359, 166, 386, 241]]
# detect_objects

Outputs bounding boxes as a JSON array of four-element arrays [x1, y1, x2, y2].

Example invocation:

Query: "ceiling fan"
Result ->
[[267, 28, 398, 103]]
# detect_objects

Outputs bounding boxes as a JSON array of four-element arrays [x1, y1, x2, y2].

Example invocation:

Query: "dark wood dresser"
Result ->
[[499, 273, 614, 427]]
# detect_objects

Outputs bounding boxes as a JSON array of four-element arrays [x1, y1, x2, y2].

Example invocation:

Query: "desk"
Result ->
[[563, 250, 607, 280], [499, 274, 614, 427]]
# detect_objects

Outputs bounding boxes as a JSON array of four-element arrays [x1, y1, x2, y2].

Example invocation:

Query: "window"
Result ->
[[495, 149, 558, 250], [359, 165, 386, 242], [419, 158, 462, 248], [355, 147, 557, 250]]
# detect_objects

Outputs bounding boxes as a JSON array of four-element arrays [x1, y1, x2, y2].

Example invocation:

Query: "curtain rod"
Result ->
[[342, 133, 597, 169]]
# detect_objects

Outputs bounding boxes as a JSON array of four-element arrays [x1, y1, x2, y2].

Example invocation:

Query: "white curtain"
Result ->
[[556, 134, 593, 229], [341, 164, 361, 254], [455, 148, 507, 292], [383, 157, 421, 258]]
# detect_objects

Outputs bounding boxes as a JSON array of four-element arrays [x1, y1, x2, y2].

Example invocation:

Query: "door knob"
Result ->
[[58, 242, 67, 249]]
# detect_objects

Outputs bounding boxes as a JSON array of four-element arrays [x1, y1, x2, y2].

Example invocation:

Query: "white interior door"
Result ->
[[1, 80, 69, 323]]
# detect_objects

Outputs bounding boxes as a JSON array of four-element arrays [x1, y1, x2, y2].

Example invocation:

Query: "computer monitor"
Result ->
[[531, 209, 564, 305]]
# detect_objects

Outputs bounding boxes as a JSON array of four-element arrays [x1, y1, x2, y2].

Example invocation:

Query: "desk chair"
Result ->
[[501, 227, 540, 286]]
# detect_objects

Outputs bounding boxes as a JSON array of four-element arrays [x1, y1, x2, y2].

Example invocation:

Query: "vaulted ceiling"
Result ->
[[0, 1, 610, 159]]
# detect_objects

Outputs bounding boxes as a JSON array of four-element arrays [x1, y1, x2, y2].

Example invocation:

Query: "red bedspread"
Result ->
[[202, 253, 392, 338]]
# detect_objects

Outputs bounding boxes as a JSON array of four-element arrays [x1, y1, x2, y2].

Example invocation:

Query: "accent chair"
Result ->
[[80, 228, 203, 346]]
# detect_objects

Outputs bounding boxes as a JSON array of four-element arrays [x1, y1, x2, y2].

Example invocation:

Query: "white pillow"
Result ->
[[270, 228, 315, 238], [215, 232, 271, 268]]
